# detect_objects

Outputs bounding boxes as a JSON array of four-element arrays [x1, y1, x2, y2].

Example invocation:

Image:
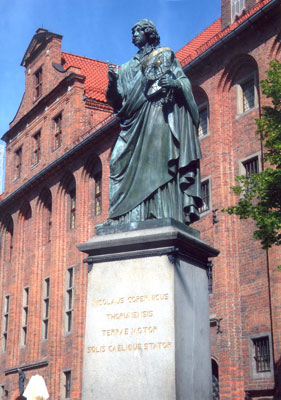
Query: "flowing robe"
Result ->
[[106, 47, 202, 224]]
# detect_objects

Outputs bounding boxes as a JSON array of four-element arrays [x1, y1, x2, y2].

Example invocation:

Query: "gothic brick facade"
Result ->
[[0, 1, 281, 399]]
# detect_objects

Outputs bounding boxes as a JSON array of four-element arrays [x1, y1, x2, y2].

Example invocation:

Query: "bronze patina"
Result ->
[[104, 19, 202, 226]]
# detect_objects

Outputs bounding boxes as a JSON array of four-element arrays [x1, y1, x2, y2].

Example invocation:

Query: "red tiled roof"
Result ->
[[176, 0, 273, 67], [176, 19, 222, 64], [62, 52, 109, 102]]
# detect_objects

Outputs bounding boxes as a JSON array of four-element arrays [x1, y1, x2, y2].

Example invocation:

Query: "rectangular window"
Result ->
[[243, 156, 259, 176], [242, 79, 255, 113], [65, 268, 74, 333], [8, 228, 13, 262], [199, 180, 210, 214], [207, 261, 213, 294], [0, 385, 4, 400], [95, 173, 102, 216], [198, 106, 208, 138], [253, 336, 271, 373], [42, 278, 50, 340], [21, 288, 29, 346], [32, 131, 41, 165], [15, 147, 22, 179], [0, 386, 7, 400], [35, 67, 42, 99], [54, 114, 62, 149], [69, 190, 76, 230], [232, 0, 246, 22], [46, 200, 52, 242], [62, 370, 71, 399], [2, 295, 9, 352]]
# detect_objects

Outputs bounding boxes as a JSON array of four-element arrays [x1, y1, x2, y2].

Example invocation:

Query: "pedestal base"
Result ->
[[78, 220, 219, 400]]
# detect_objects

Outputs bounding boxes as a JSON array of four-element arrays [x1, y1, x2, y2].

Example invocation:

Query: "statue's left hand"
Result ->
[[159, 75, 179, 89]]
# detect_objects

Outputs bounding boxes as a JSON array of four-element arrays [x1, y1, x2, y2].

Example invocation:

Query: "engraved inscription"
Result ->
[[88, 292, 172, 354]]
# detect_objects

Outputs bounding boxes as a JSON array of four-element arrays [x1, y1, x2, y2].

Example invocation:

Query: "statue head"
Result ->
[[132, 19, 160, 48]]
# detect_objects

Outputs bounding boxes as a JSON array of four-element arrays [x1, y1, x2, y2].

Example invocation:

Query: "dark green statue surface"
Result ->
[[105, 19, 202, 226]]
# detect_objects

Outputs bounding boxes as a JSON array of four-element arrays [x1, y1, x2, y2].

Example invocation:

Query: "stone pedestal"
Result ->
[[78, 219, 219, 400]]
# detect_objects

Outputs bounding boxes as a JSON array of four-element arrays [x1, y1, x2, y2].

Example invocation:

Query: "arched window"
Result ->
[[193, 86, 210, 139], [83, 155, 102, 217], [60, 173, 76, 230], [219, 54, 259, 116], [212, 359, 220, 400], [39, 188, 52, 242], [0, 215, 14, 262]]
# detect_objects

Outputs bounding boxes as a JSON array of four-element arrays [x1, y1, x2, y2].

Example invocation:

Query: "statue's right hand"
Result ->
[[107, 63, 118, 82]]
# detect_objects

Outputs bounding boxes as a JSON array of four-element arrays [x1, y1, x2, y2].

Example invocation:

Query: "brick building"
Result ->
[[0, 0, 281, 399]]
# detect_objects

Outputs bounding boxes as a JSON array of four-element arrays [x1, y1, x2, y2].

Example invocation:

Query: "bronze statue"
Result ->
[[105, 19, 202, 226]]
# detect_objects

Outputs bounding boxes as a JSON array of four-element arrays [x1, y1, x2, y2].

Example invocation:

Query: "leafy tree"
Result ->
[[224, 59, 281, 250]]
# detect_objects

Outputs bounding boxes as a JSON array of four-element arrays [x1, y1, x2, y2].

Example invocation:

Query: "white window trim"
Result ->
[[249, 333, 274, 380], [236, 72, 258, 117], [42, 277, 50, 341], [231, 0, 246, 23], [21, 287, 29, 347], [198, 101, 210, 140], [64, 266, 75, 335], [61, 369, 72, 400], [199, 176, 211, 216], [238, 151, 262, 176]]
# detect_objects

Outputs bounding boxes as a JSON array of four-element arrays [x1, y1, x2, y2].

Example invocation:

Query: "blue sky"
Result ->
[[0, 0, 221, 142]]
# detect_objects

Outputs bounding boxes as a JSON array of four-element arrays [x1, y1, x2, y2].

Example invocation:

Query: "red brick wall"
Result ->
[[190, 7, 281, 399]]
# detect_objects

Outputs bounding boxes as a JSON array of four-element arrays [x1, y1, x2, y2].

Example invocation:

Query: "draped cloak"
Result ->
[[106, 47, 203, 224]]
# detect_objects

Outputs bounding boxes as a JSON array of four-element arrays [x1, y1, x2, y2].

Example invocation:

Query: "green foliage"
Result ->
[[224, 60, 281, 250]]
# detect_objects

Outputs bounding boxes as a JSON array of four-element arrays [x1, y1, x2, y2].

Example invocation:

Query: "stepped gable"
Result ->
[[176, 0, 272, 66], [62, 52, 109, 102]]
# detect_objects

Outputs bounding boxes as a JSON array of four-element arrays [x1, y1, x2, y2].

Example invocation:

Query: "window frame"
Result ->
[[34, 67, 43, 100], [199, 177, 211, 215], [239, 152, 261, 176], [21, 287, 29, 347], [31, 130, 41, 166], [0, 385, 4, 400], [2, 295, 10, 353], [69, 189, 76, 230], [198, 102, 209, 139], [236, 72, 258, 116], [14, 146, 23, 180], [42, 277, 50, 341], [64, 267, 74, 334], [53, 113, 62, 150], [45, 195, 52, 243], [231, 0, 246, 22], [61, 370, 72, 399], [249, 333, 274, 379], [94, 172, 102, 216]]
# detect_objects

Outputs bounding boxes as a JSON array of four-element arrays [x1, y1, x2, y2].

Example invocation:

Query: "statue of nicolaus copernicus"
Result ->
[[105, 19, 202, 226]]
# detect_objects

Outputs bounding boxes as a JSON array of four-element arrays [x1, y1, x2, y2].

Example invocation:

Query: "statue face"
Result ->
[[132, 26, 147, 49]]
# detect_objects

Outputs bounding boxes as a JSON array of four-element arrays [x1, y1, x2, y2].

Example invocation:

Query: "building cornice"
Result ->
[[0, 116, 118, 211]]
